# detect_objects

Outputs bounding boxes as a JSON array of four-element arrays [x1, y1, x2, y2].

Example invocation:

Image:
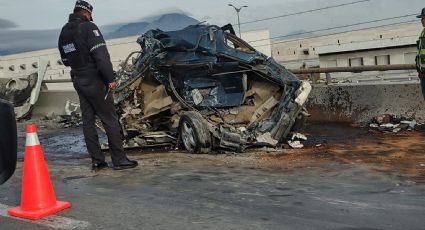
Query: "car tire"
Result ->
[[179, 111, 212, 154]]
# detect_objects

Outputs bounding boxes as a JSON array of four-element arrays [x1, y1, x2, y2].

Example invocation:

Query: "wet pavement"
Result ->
[[1, 122, 425, 230]]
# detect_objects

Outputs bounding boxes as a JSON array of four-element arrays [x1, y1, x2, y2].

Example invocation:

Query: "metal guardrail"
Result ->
[[42, 64, 417, 84], [289, 64, 416, 74], [289, 64, 417, 84]]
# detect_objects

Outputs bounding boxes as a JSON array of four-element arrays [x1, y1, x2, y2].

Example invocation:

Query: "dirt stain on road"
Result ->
[[259, 123, 425, 183]]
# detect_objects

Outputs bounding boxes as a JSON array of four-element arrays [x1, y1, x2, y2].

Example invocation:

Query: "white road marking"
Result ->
[[0, 203, 90, 229]]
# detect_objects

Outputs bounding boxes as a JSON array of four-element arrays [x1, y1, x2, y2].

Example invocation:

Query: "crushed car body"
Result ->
[[0, 60, 48, 120], [113, 24, 311, 153]]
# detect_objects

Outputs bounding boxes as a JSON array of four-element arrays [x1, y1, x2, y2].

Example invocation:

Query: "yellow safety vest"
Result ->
[[417, 29, 425, 72]]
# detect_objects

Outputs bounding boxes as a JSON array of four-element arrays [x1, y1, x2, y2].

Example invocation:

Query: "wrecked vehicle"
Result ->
[[112, 24, 311, 153], [0, 60, 48, 120], [0, 73, 39, 119]]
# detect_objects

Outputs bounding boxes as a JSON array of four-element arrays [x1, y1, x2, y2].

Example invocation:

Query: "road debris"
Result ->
[[55, 114, 82, 128], [287, 132, 308, 149], [64, 100, 80, 116], [369, 114, 419, 133], [288, 140, 304, 149], [291, 133, 308, 141], [40, 113, 82, 129]]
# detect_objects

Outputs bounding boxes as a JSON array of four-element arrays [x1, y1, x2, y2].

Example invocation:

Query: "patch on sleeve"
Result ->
[[62, 43, 76, 54], [93, 30, 100, 37]]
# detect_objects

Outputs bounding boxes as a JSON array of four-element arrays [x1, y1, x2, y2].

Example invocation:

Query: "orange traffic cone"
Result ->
[[8, 124, 71, 220]]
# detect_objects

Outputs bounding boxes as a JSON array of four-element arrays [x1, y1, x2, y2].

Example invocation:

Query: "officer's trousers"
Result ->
[[72, 73, 126, 165]]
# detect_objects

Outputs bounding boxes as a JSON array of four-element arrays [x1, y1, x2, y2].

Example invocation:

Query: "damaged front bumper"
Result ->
[[206, 80, 312, 151]]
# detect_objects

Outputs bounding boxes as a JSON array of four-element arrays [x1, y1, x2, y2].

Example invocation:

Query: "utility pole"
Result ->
[[228, 4, 248, 38]]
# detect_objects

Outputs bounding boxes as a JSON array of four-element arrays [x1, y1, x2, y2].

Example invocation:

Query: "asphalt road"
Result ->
[[0, 124, 424, 230]]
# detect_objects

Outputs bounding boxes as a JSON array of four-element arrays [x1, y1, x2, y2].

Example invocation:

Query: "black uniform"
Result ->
[[58, 13, 126, 166]]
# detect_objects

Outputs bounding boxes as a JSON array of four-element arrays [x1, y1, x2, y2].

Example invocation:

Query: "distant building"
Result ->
[[271, 22, 421, 81], [241, 29, 271, 57]]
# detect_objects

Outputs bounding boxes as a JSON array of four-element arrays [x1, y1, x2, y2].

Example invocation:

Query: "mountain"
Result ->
[[105, 13, 199, 39], [142, 13, 199, 33], [0, 29, 60, 56], [100, 23, 128, 34], [0, 13, 199, 56], [0, 18, 17, 29], [105, 22, 149, 39]]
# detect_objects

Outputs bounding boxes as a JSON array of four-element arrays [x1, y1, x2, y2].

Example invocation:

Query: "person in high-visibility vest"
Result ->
[[417, 8, 425, 99]]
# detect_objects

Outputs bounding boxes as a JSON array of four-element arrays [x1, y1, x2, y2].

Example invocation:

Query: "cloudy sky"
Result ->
[[0, 0, 423, 55], [0, 0, 423, 32]]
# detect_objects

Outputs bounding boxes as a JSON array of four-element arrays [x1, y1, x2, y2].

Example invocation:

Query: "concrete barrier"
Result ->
[[32, 90, 79, 117], [307, 82, 425, 123], [31, 81, 425, 124]]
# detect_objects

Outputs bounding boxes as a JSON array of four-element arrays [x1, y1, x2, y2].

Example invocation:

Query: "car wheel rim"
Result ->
[[182, 121, 196, 152]]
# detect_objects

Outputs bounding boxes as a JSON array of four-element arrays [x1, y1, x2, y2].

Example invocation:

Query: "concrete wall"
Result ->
[[32, 91, 79, 117], [29, 78, 425, 124], [307, 82, 425, 123]]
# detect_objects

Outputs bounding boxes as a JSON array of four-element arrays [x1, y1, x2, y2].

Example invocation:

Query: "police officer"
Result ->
[[58, 1, 138, 171], [417, 7, 425, 99]]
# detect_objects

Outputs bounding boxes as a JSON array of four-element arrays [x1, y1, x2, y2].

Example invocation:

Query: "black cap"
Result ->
[[417, 7, 425, 18], [74, 0, 93, 21]]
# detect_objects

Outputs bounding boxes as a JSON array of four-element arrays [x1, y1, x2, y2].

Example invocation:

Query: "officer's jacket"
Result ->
[[58, 13, 114, 84], [417, 28, 425, 73]]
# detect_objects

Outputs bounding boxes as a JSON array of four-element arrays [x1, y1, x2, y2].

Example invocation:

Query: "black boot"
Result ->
[[92, 162, 109, 171], [113, 158, 138, 170]]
